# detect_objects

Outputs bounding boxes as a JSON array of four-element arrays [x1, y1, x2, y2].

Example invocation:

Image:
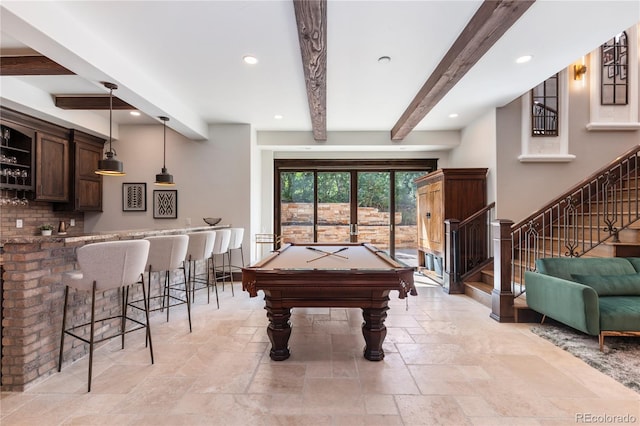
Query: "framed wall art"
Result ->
[[122, 182, 147, 212], [153, 189, 178, 219]]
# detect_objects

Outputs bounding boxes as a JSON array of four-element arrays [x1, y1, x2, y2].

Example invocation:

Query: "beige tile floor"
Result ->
[[2, 276, 639, 425]]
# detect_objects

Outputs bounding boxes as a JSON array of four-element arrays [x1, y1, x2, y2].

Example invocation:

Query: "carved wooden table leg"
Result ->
[[266, 305, 292, 361], [361, 306, 389, 361]]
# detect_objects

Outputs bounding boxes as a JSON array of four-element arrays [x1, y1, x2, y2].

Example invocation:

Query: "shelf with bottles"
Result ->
[[0, 169, 32, 190], [0, 122, 35, 191]]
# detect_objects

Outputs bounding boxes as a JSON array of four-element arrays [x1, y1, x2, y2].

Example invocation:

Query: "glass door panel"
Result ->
[[394, 171, 425, 267], [357, 172, 390, 250], [317, 172, 351, 243], [280, 171, 314, 243]]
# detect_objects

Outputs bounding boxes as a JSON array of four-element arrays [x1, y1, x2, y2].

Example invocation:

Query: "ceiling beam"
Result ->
[[0, 55, 74, 76], [391, 0, 535, 141], [54, 96, 135, 110], [293, 0, 327, 141]]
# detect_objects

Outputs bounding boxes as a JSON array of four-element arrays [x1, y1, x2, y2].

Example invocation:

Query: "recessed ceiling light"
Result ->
[[243, 55, 258, 65], [274, 114, 283, 120], [448, 113, 458, 118], [378, 56, 391, 63], [516, 55, 533, 64], [130, 111, 141, 116]]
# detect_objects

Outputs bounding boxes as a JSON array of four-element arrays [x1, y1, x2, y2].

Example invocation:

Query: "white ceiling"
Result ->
[[1, 1, 639, 143]]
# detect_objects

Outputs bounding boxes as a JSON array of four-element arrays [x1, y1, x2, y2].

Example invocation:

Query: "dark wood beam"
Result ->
[[54, 96, 135, 110], [0, 56, 74, 76], [391, 0, 535, 140], [293, 0, 327, 141]]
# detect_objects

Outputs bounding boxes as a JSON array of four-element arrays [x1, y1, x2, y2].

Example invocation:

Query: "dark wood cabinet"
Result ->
[[415, 168, 487, 274], [69, 130, 104, 211], [2, 107, 104, 210], [35, 132, 69, 202]]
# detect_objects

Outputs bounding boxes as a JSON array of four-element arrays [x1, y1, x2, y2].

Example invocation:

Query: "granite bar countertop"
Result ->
[[0, 225, 229, 246]]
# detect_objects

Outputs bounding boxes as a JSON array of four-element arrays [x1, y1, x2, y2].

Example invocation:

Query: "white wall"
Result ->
[[257, 130, 459, 151], [495, 66, 640, 223], [86, 123, 253, 252], [448, 109, 497, 206]]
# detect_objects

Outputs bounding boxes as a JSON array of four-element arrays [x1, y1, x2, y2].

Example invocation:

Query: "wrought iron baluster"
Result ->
[[562, 195, 580, 257]]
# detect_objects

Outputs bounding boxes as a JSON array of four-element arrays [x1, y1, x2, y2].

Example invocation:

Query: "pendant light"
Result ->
[[95, 82, 125, 176], [154, 116, 175, 186]]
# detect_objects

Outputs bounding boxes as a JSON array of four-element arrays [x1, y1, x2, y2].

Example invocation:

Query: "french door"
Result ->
[[275, 159, 436, 264]]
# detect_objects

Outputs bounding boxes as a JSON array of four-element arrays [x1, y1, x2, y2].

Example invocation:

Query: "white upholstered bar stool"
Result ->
[[142, 235, 190, 331], [226, 227, 245, 294], [185, 231, 217, 307], [58, 239, 151, 392], [210, 228, 232, 296]]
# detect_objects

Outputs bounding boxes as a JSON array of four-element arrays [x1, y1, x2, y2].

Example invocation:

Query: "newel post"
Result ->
[[490, 219, 515, 322], [443, 219, 463, 294]]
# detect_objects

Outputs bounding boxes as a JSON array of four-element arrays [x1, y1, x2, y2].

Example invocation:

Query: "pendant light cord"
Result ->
[[108, 86, 113, 153], [163, 119, 167, 169]]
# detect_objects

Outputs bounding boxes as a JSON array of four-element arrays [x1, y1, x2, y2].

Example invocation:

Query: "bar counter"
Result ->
[[0, 225, 226, 391]]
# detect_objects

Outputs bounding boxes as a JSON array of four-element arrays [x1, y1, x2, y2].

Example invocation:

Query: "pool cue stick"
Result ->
[[306, 246, 349, 259], [306, 247, 349, 263]]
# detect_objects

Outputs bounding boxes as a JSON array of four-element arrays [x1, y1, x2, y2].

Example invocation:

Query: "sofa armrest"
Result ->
[[525, 271, 600, 335]]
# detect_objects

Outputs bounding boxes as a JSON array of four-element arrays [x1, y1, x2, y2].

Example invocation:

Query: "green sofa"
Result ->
[[525, 257, 640, 350]]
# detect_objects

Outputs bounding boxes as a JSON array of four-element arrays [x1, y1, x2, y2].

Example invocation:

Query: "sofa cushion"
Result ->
[[536, 257, 636, 282], [570, 273, 640, 296], [598, 296, 640, 331], [623, 257, 640, 273]]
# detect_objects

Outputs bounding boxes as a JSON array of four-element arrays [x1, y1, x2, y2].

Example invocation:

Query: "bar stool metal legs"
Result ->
[[58, 240, 152, 392], [134, 235, 191, 333], [226, 227, 245, 296], [185, 231, 217, 308], [58, 276, 153, 392], [210, 229, 232, 296]]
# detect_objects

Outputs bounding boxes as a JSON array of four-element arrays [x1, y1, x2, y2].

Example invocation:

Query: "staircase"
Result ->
[[460, 145, 640, 321]]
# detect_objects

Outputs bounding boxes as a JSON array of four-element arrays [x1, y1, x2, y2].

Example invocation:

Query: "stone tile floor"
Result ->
[[2, 275, 639, 425]]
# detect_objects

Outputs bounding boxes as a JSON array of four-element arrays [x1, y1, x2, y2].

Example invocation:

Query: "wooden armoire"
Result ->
[[415, 168, 488, 279]]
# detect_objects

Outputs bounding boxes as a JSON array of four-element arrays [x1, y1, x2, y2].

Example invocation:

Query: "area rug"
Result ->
[[531, 321, 640, 394]]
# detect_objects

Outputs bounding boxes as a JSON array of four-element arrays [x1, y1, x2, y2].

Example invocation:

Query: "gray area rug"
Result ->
[[530, 321, 640, 394]]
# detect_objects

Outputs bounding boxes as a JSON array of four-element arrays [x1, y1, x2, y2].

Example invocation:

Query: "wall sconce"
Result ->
[[574, 64, 587, 81]]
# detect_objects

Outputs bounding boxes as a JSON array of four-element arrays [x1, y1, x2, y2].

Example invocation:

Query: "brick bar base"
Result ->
[[0, 237, 199, 391]]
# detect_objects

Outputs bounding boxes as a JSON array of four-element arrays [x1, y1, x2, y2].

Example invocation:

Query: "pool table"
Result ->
[[242, 242, 417, 361]]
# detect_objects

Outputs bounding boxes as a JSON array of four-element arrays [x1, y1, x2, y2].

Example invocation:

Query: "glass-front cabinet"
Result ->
[[0, 121, 35, 206]]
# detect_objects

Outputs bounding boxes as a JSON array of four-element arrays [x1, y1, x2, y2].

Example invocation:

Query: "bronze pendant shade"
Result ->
[[155, 116, 175, 186], [95, 82, 125, 176]]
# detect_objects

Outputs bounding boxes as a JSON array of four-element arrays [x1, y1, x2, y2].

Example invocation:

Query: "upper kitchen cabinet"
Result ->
[[35, 132, 69, 202], [67, 130, 104, 211], [1, 107, 71, 203]]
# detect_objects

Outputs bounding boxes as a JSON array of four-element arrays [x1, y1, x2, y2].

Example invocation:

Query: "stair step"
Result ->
[[480, 269, 494, 286], [464, 281, 492, 308], [514, 305, 542, 323], [589, 241, 640, 257]]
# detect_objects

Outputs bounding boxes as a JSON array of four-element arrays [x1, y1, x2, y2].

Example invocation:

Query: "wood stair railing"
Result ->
[[444, 202, 495, 293], [490, 144, 640, 322]]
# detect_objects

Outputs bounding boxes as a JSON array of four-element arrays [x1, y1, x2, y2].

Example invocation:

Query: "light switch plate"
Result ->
[[16, 219, 23, 228], [70, 219, 75, 227]]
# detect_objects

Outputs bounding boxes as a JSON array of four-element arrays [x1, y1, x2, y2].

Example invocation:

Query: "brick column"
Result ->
[[1, 238, 156, 391]]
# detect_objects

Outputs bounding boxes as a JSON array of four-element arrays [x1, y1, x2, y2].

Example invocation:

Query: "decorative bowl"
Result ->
[[203, 217, 222, 226]]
